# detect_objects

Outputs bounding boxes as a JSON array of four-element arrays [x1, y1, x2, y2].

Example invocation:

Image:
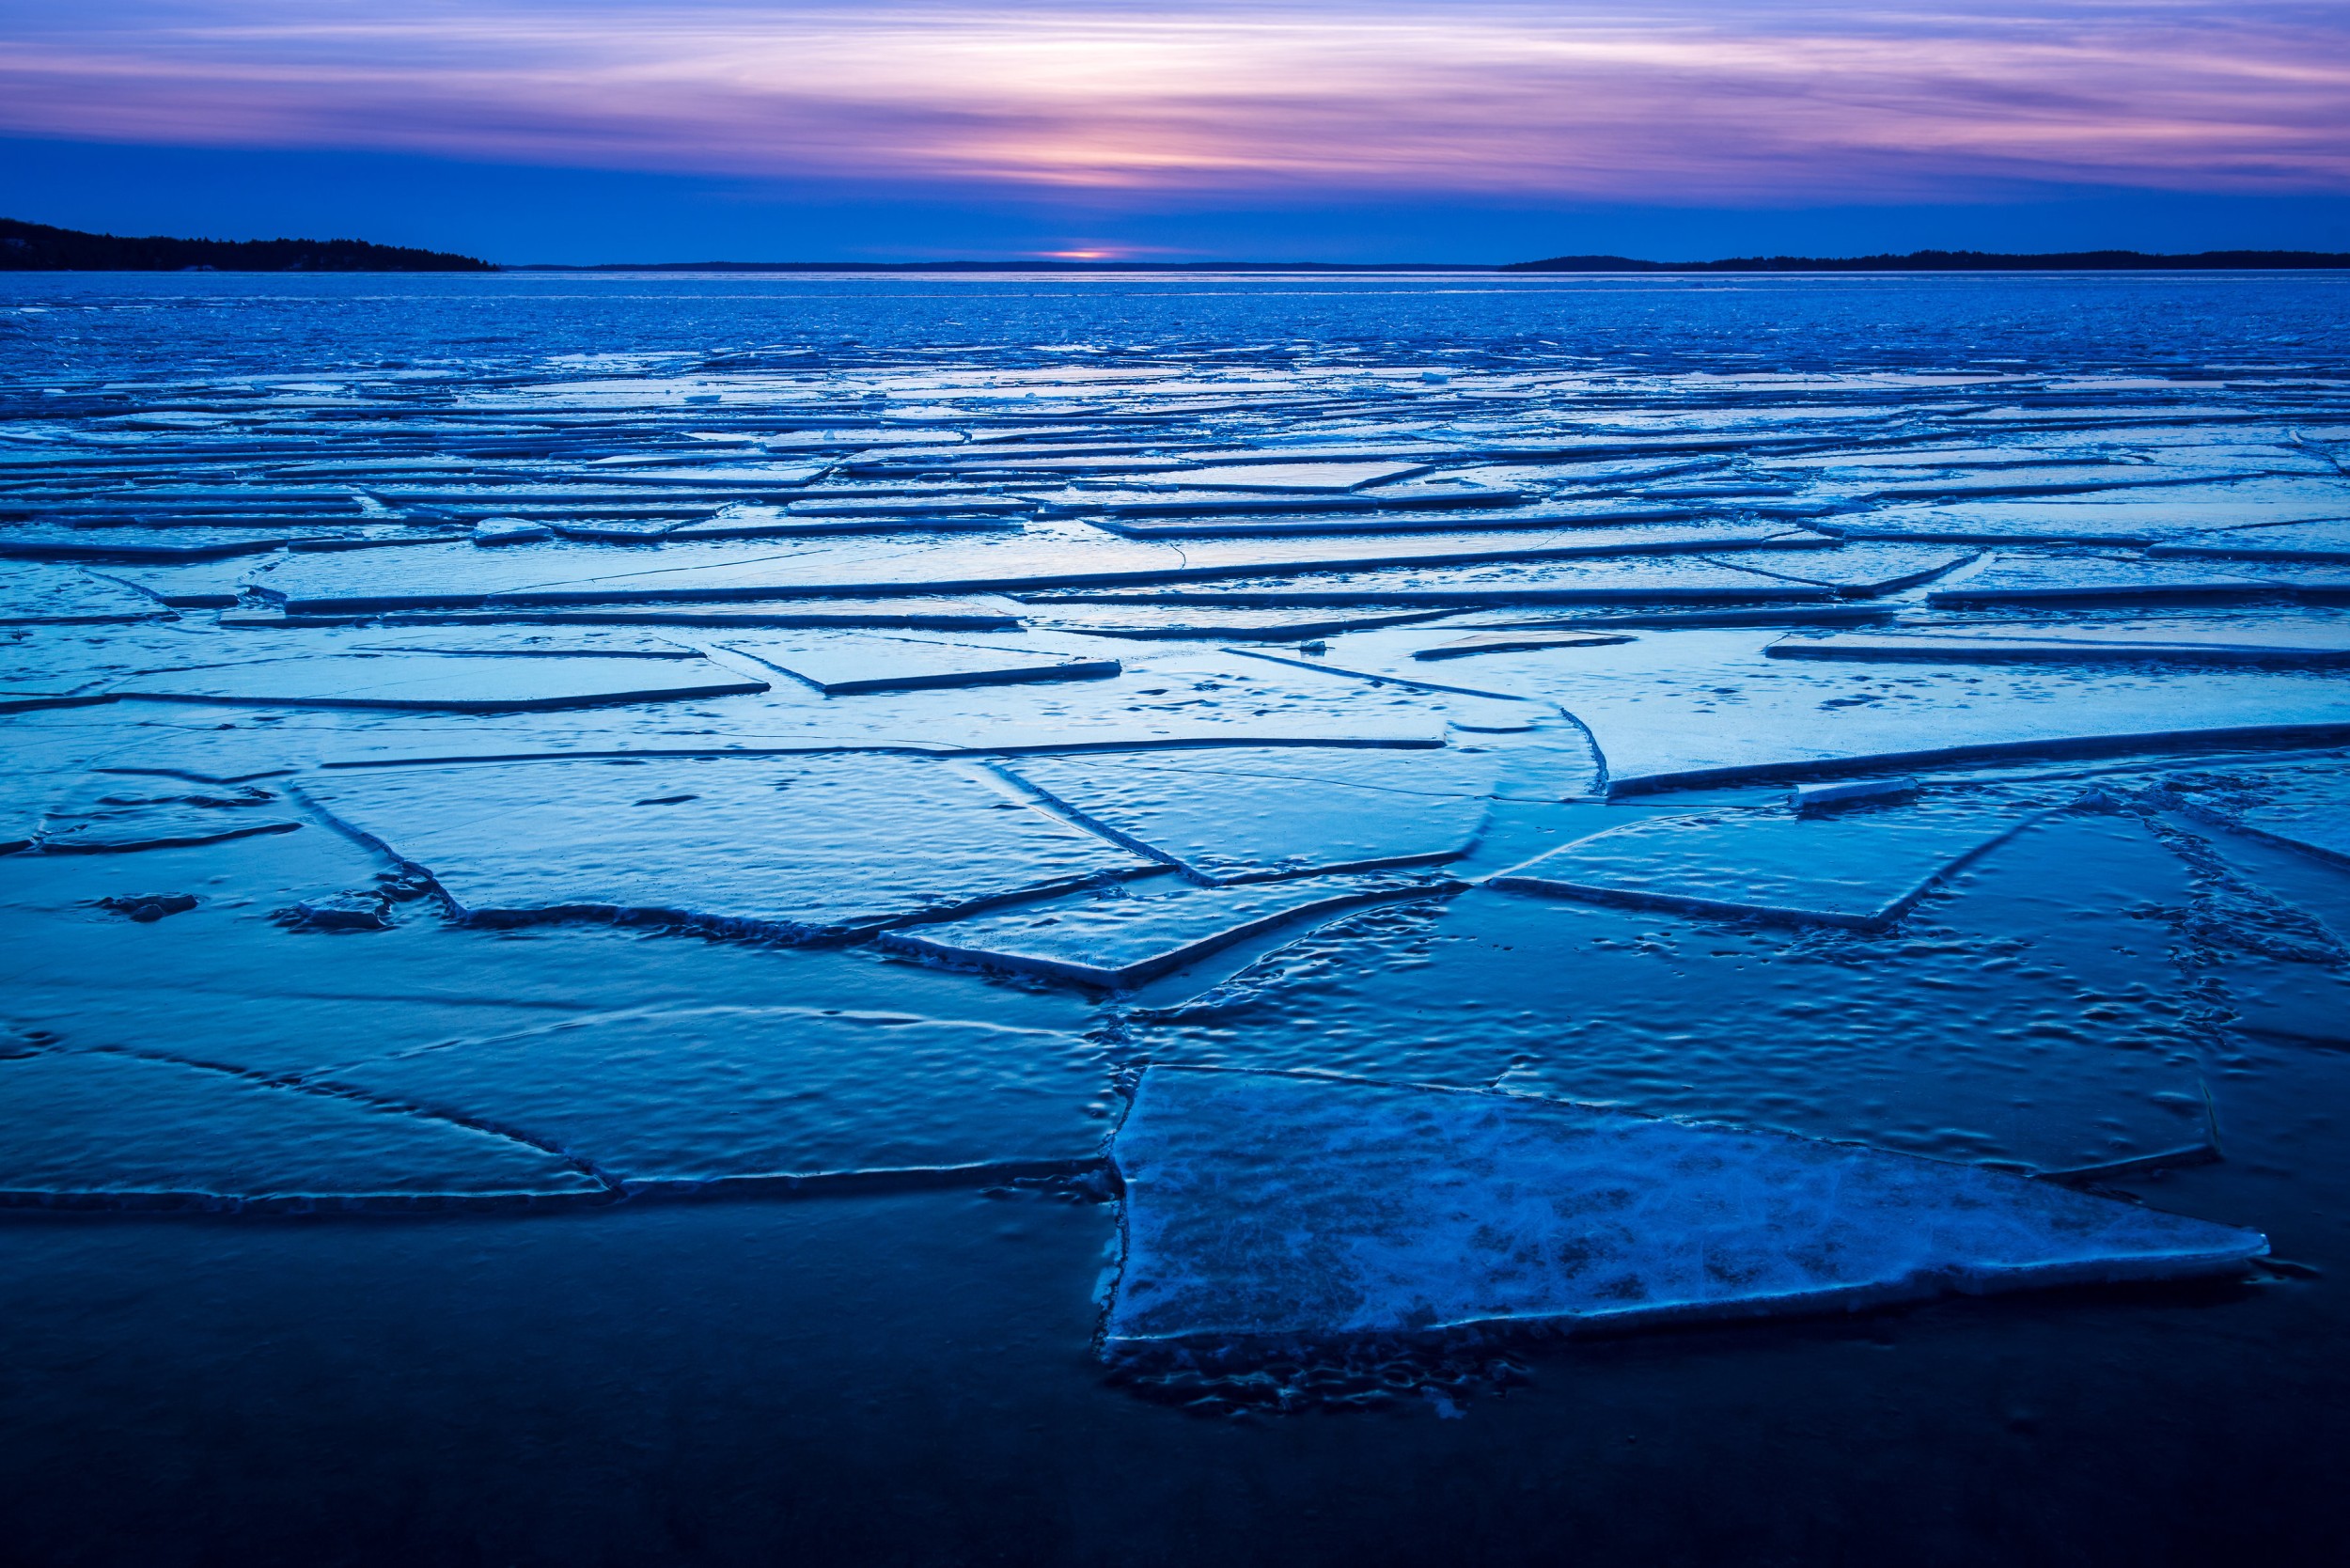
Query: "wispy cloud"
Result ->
[[3, 2, 2344, 200]]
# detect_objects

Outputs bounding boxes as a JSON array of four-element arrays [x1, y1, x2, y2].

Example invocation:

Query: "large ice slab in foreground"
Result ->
[[879, 870, 1458, 986], [0, 1049, 604, 1210], [306, 754, 1154, 938], [1491, 808, 2035, 928], [1103, 1067, 2267, 1349], [999, 746, 1495, 883]]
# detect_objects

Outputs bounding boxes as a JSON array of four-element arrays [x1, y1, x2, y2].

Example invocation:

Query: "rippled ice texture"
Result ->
[[2, 273, 2345, 1358]]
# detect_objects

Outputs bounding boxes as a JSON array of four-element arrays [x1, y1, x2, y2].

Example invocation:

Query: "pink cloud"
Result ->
[[1, 2, 2344, 200]]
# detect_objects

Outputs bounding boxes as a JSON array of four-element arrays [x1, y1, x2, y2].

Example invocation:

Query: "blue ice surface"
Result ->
[[1104, 1066, 2266, 1350], [1490, 807, 2035, 928], [2, 271, 2344, 1373]]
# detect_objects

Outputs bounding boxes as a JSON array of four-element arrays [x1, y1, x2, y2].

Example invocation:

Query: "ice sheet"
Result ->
[[998, 745, 1496, 884], [1492, 808, 2035, 928], [304, 753, 1154, 939], [724, 634, 1120, 695], [312, 1008, 1114, 1192], [0, 563, 171, 625], [879, 870, 1458, 986], [0, 1049, 604, 1210], [112, 652, 769, 712], [1369, 625, 2350, 793], [1103, 1066, 2265, 1349], [1926, 556, 2288, 606], [1130, 813, 2233, 1172], [1771, 620, 2350, 667]]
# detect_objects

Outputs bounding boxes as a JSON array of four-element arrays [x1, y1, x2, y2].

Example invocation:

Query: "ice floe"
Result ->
[[879, 870, 1458, 986], [0, 1049, 604, 1210], [304, 753, 1154, 938], [998, 745, 1496, 883], [1490, 807, 2035, 928], [1103, 1067, 2266, 1350]]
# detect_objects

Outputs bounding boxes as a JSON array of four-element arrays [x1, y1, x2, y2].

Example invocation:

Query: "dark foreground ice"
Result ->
[[3, 272, 2349, 1563]]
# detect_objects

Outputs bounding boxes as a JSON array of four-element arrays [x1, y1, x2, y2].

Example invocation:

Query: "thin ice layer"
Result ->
[[315, 1007, 1112, 1190], [0, 563, 170, 625], [1927, 557, 2284, 605], [1104, 1066, 2266, 1348], [1492, 808, 2034, 927], [2149, 517, 2350, 566], [999, 745, 1496, 884], [111, 652, 769, 712], [879, 870, 1457, 986], [1129, 813, 2226, 1173], [304, 753, 1153, 938], [1770, 621, 2350, 667], [724, 634, 1119, 695], [0, 1049, 604, 1209], [1390, 624, 2350, 793]]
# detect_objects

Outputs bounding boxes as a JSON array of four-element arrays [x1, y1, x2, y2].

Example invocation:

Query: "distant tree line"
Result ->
[[0, 218, 494, 272], [1506, 248, 2350, 272]]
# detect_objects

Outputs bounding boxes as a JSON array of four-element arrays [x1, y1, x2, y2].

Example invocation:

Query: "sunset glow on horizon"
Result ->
[[3, 1, 2347, 260]]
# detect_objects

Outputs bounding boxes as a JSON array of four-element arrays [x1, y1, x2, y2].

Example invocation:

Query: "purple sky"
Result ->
[[3, 1, 2347, 260]]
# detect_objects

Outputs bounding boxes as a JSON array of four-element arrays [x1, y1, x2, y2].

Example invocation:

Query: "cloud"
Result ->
[[2, 2, 2344, 201]]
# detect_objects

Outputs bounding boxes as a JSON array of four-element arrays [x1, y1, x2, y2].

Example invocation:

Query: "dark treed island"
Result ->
[[0, 217, 494, 273]]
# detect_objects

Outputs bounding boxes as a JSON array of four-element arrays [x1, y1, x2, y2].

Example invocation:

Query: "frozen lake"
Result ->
[[4, 270, 2348, 1562]]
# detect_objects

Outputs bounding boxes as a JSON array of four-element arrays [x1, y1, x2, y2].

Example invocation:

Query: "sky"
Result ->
[[2, 0, 2347, 263]]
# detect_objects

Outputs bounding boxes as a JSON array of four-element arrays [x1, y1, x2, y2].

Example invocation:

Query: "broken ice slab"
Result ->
[[2165, 762, 2350, 869], [1487, 625, 2350, 794], [723, 634, 1120, 695], [1707, 543, 1977, 596], [2150, 518, 2350, 566], [1825, 483, 2350, 545], [1791, 776, 1919, 813], [0, 563, 172, 625], [879, 870, 1461, 987], [0, 1049, 605, 1211], [1128, 809, 2229, 1168], [37, 778, 304, 854], [315, 1007, 1114, 1193], [472, 518, 555, 546], [575, 463, 829, 488], [1491, 808, 2033, 928], [97, 557, 277, 609], [1101, 1067, 2266, 1350], [1116, 460, 1435, 493], [232, 598, 1026, 633], [1059, 483, 1533, 520], [1017, 604, 1450, 641], [661, 512, 1022, 541], [346, 628, 702, 659], [997, 745, 1496, 884], [110, 652, 768, 713], [1768, 620, 2350, 668], [0, 526, 411, 562], [1925, 557, 2287, 606], [1085, 499, 1691, 540], [247, 521, 1810, 613], [0, 689, 116, 716], [1434, 604, 1894, 633], [783, 495, 1031, 518], [1033, 553, 1835, 609], [1412, 628, 1637, 661], [302, 754, 1155, 940]]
